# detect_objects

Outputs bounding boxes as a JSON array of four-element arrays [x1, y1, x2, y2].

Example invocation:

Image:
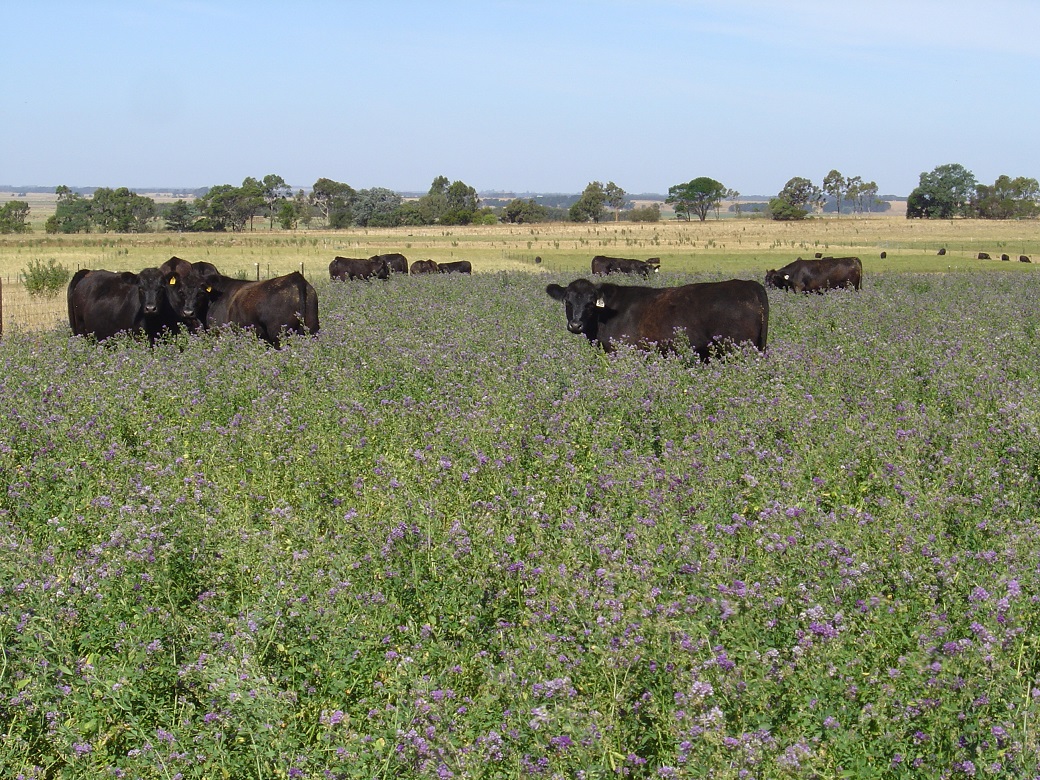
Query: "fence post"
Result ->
[[0, 278, 3, 338], [255, 263, 260, 281]]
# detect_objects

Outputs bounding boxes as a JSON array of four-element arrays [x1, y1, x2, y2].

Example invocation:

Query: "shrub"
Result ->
[[21, 257, 72, 297]]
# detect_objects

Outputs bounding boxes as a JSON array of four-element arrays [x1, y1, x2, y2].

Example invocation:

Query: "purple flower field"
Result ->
[[1, 270, 1039, 778]]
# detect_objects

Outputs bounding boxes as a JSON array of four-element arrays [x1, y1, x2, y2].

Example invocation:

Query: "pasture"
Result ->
[[1, 217, 1039, 332], [1, 219, 1040, 777]]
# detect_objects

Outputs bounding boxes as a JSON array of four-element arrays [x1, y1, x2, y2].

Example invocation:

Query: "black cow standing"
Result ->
[[372, 253, 409, 274], [203, 271, 319, 347], [591, 256, 660, 277], [764, 256, 862, 292], [546, 278, 768, 360], [330, 256, 389, 281], [68, 267, 180, 344], [158, 256, 209, 333]]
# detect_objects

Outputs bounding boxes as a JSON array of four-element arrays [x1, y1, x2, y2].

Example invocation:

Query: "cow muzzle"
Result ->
[[567, 320, 584, 334]]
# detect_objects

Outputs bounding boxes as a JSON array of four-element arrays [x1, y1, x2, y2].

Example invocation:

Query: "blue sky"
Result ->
[[4, 0, 1038, 196]]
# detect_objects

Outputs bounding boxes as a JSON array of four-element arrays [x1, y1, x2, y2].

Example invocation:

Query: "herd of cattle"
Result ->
[[64, 252, 863, 359], [329, 253, 472, 280]]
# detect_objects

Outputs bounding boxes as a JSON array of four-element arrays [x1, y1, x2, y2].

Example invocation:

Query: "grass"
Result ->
[[2, 217, 1039, 333], [1, 266, 1039, 777]]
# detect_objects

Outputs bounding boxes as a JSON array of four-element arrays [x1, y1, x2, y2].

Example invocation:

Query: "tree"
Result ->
[[666, 177, 726, 222], [569, 181, 607, 223], [502, 198, 548, 224], [0, 201, 31, 233], [822, 170, 847, 215], [973, 175, 1040, 219], [778, 177, 821, 210], [45, 185, 92, 233], [604, 182, 626, 221], [239, 177, 266, 230], [195, 184, 252, 231], [725, 189, 741, 217], [906, 163, 977, 219], [163, 199, 196, 232], [310, 178, 355, 228], [767, 197, 809, 221], [353, 188, 402, 227], [261, 174, 292, 229], [90, 187, 157, 232]]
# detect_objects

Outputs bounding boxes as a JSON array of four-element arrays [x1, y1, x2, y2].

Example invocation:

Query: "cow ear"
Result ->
[[546, 284, 565, 301], [596, 297, 605, 308]]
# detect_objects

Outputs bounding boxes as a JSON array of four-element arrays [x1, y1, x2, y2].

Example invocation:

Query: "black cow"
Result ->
[[372, 253, 408, 274], [68, 267, 177, 343], [545, 277, 768, 360], [978, 252, 992, 260], [158, 256, 209, 333], [591, 255, 660, 277], [204, 271, 319, 347], [330, 256, 389, 281], [765, 256, 862, 292], [438, 260, 472, 274], [1021, 256, 1032, 263], [410, 259, 439, 274]]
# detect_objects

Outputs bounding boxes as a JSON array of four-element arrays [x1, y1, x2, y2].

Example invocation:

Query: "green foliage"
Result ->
[[667, 177, 727, 221], [973, 174, 1040, 219], [907, 163, 977, 219], [627, 203, 661, 222], [768, 196, 809, 221], [45, 185, 92, 234], [569, 181, 608, 222], [21, 257, 72, 296], [502, 198, 548, 224], [0, 200, 31, 233], [90, 187, 157, 233]]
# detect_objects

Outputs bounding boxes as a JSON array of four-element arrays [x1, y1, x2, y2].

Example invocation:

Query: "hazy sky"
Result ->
[[4, 0, 1038, 196]]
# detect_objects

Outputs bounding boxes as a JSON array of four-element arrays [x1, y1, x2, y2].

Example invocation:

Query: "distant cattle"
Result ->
[[765, 256, 862, 293], [330, 256, 389, 281], [68, 267, 180, 343], [1021, 255, 1032, 263], [545, 277, 768, 360], [880, 251, 887, 259], [978, 252, 991, 260], [204, 271, 319, 347], [937, 248, 947, 256], [410, 259, 439, 274], [591, 255, 660, 278], [372, 253, 408, 274], [438, 260, 472, 274], [1001, 254, 1011, 262]]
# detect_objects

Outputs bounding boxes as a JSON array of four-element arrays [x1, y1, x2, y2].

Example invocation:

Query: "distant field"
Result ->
[[2, 216, 1038, 332]]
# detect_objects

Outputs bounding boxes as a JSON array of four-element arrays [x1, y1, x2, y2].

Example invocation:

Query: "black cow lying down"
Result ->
[[546, 278, 768, 360], [765, 256, 862, 292], [591, 255, 660, 277], [199, 269, 320, 347]]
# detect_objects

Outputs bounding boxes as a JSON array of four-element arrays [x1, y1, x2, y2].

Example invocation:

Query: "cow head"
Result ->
[[164, 268, 210, 328], [136, 268, 167, 316], [546, 278, 604, 337], [764, 269, 791, 290]]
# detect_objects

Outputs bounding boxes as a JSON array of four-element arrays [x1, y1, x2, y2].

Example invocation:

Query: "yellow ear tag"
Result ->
[[205, 286, 212, 293], [169, 277, 177, 285]]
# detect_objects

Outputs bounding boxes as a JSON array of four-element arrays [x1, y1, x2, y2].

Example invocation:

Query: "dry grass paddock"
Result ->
[[3, 216, 1038, 333]]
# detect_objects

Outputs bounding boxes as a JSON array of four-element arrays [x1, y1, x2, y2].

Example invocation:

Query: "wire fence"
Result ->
[[1, 279, 67, 335]]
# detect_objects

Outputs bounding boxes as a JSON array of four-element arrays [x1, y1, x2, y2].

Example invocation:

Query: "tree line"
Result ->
[[2, 162, 1037, 235]]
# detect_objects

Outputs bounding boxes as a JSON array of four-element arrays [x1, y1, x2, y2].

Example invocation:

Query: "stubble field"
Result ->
[[1, 218, 1039, 778]]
